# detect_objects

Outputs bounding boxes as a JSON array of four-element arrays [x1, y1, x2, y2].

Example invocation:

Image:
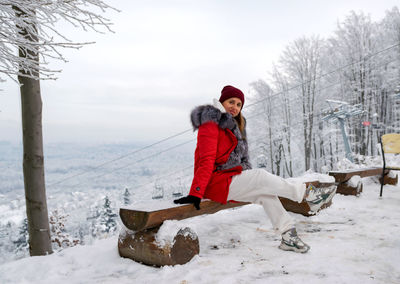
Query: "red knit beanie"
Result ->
[[219, 85, 245, 106]]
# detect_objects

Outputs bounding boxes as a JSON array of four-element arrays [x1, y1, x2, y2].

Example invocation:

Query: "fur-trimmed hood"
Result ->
[[190, 99, 252, 171], [190, 99, 237, 131]]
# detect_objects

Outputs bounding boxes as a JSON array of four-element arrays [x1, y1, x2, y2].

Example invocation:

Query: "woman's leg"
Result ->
[[227, 168, 306, 233], [229, 168, 306, 202]]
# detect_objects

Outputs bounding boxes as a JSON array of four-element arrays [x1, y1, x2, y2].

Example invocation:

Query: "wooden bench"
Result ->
[[118, 200, 248, 267], [118, 180, 336, 266], [329, 167, 398, 196]]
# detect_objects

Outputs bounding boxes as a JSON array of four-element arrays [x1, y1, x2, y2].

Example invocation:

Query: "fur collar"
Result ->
[[190, 99, 252, 171], [190, 100, 237, 131]]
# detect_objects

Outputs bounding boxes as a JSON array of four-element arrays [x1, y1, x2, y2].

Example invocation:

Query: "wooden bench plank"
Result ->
[[329, 167, 389, 182], [120, 180, 336, 231], [120, 200, 250, 231]]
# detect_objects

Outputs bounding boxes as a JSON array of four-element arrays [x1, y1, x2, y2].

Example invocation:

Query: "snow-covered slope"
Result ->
[[1, 178, 399, 284]]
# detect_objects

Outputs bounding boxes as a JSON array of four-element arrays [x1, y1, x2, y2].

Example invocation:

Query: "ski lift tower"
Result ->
[[321, 100, 365, 163]]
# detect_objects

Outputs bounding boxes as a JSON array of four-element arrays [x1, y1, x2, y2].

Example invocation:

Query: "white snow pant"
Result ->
[[227, 168, 307, 234]]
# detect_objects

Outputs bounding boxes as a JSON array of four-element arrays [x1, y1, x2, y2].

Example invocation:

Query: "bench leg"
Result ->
[[380, 167, 385, 197], [336, 181, 363, 196], [118, 226, 199, 266]]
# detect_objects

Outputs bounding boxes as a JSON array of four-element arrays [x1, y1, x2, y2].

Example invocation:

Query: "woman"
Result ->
[[174, 85, 336, 253]]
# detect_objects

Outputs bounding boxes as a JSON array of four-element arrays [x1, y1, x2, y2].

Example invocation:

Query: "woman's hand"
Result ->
[[173, 195, 201, 210]]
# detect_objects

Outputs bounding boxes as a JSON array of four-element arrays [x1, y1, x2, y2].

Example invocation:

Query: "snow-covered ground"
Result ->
[[1, 177, 399, 284]]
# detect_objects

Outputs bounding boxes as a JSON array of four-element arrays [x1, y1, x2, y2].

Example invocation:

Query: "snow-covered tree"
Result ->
[[91, 196, 118, 238], [248, 80, 275, 173], [0, 0, 116, 256], [279, 36, 325, 171], [123, 188, 131, 206], [271, 64, 294, 176], [0, 1, 117, 82], [13, 218, 29, 255], [49, 210, 79, 250], [328, 12, 378, 156], [0, 222, 16, 260], [87, 204, 101, 238]]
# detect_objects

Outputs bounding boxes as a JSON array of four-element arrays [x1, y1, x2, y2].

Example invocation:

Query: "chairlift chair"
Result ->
[[172, 178, 184, 197], [152, 181, 164, 200], [380, 133, 400, 197]]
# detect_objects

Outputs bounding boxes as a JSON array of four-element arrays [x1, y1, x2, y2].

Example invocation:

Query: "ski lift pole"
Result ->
[[338, 117, 354, 162], [321, 100, 364, 163]]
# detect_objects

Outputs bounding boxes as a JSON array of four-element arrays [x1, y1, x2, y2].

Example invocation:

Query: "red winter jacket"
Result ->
[[188, 121, 243, 203]]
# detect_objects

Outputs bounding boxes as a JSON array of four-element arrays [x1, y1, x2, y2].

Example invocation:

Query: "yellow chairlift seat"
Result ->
[[380, 133, 400, 196]]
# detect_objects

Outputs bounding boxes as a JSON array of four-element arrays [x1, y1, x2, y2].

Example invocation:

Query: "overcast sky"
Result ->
[[1, 0, 399, 144]]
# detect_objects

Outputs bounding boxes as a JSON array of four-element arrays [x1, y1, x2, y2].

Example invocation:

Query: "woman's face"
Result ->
[[222, 97, 242, 117]]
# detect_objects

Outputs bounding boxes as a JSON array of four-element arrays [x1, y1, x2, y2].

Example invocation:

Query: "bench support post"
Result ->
[[118, 226, 200, 266]]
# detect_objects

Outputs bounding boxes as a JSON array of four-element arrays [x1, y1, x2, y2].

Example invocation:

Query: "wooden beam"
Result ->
[[120, 180, 337, 232], [329, 167, 389, 182], [120, 201, 250, 231]]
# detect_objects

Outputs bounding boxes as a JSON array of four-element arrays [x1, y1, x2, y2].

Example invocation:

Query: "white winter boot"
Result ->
[[279, 228, 310, 253], [305, 184, 336, 213]]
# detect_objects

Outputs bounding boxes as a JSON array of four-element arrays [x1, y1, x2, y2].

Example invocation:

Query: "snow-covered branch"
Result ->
[[0, 0, 118, 82]]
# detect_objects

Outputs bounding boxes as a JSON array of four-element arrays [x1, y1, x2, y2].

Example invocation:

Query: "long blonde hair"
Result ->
[[235, 112, 246, 139]]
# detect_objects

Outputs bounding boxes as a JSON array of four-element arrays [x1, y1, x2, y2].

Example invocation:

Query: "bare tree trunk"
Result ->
[[268, 125, 274, 174], [19, 76, 53, 256], [318, 119, 325, 170], [329, 133, 334, 169], [266, 96, 275, 175], [15, 7, 53, 256], [272, 68, 293, 177], [302, 97, 309, 170], [283, 91, 293, 177]]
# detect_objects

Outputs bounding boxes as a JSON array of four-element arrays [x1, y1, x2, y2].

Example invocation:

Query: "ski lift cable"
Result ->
[[46, 44, 399, 188], [47, 128, 193, 187], [134, 164, 194, 191], [66, 138, 196, 189], [55, 109, 271, 191]]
